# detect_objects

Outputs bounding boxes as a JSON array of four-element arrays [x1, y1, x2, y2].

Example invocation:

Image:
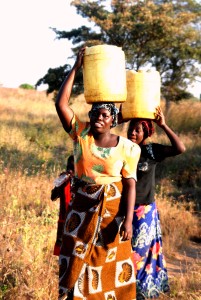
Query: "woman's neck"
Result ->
[[139, 140, 146, 147], [93, 132, 118, 148]]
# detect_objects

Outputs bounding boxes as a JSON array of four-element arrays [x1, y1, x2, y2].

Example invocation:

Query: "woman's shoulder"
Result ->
[[119, 136, 136, 146], [119, 136, 141, 152], [142, 143, 166, 161], [69, 114, 91, 138]]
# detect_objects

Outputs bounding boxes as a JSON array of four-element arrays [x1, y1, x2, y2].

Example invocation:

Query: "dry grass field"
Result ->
[[0, 87, 201, 299]]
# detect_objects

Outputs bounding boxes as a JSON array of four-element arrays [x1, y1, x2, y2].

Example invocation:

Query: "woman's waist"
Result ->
[[74, 175, 122, 186], [73, 177, 122, 196], [71, 178, 123, 212]]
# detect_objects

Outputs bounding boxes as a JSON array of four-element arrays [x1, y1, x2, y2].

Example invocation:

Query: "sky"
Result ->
[[0, 0, 89, 90], [0, 0, 200, 98]]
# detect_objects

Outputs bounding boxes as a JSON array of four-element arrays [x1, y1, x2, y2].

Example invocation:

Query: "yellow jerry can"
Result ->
[[83, 45, 127, 103], [121, 70, 161, 120]]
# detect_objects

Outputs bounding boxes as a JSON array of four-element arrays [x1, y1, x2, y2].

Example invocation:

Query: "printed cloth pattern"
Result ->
[[132, 202, 170, 299], [59, 181, 136, 300], [68, 115, 140, 185]]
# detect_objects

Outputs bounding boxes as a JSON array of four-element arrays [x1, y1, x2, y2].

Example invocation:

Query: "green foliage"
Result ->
[[19, 83, 35, 90], [37, 0, 201, 101], [163, 87, 194, 102], [35, 64, 84, 99]]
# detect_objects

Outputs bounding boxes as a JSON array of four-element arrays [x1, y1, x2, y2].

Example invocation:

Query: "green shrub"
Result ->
[[19, 83, 35, 90]]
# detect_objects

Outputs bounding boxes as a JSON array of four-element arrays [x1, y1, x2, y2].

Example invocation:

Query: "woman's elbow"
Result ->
[[177, 143, 186, 154], [180, 141, 186, 153], [55, 101, 66, 114]]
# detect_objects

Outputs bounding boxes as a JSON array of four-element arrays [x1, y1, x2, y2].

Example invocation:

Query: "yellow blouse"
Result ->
[[69, 115, 141, 185]]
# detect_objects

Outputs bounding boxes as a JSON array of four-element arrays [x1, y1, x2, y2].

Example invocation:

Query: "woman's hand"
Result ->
[[154, 106, 186, 155], [154, 106, 166, 127], [73, 47, 85, 71], [55, 47, 86, 132], [120, 218, 133, 241]]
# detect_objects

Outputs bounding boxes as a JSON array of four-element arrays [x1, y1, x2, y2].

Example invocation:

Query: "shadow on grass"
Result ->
[[0, 145, 72, 175]]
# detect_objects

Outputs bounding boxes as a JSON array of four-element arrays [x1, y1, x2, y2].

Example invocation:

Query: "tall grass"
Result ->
[[165, 100, 201, 134], [0, 88, 201, 299], [0, 169, 58, 299]]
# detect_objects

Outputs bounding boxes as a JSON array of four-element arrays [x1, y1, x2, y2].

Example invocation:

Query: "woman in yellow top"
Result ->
[[55, 47, 141, 300]]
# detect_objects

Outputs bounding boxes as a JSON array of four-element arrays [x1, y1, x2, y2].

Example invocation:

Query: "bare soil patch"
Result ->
[[166, 240, 201, 277]]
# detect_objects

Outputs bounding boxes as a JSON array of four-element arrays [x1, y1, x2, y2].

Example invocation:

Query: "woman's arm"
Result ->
[[120, 177, 136, 241], [55, 48, 85, 132], [154, 106, 186, 156]]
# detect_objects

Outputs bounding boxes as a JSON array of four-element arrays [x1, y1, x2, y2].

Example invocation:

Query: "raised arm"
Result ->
[[154, 106, 186, 156], [55, 48, 85, 132]]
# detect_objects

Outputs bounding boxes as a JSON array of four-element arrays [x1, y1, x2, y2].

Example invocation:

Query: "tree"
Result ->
[[35, 64, 83, 99], [36, 0, 201, 101]]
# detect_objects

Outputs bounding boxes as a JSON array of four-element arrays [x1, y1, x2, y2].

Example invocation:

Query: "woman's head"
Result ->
[[88, 103, 119, 130], [127, 118, 154, 145]]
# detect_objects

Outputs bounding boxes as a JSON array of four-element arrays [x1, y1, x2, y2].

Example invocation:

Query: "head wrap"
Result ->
[[129, 119, 155, 139], [88, 103, 119, 128]]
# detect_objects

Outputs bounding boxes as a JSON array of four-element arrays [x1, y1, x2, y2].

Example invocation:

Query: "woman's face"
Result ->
[[127, 121, 145, 145], [90, 108, 113, 133]]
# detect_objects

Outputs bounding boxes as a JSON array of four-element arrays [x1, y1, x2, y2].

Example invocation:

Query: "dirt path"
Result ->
[[166, 241, 201, 277]]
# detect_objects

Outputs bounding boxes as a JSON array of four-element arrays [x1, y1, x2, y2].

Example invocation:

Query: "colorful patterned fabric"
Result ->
[[69, 115, 141, 185], [132, 202, 170, 299], [52, 181, 71, 256], [59, 181, 136, 300]]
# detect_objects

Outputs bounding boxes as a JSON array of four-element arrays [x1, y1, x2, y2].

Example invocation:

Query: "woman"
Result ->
[[127, 107, 185, 299], [55, 48, 141, 300]]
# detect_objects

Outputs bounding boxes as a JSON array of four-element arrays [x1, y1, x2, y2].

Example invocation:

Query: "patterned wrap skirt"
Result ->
[[132, 202, 170, 299], [59, 181, 136, 300]]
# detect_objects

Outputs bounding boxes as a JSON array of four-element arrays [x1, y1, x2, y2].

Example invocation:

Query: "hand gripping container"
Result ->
[[121, 70, 161, 120], [83, 45, 127, 103]]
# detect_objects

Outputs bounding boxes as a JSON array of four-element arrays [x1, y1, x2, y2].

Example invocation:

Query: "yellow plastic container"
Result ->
[[121, 70, 161, 120], [83, 45, 127, 103]]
